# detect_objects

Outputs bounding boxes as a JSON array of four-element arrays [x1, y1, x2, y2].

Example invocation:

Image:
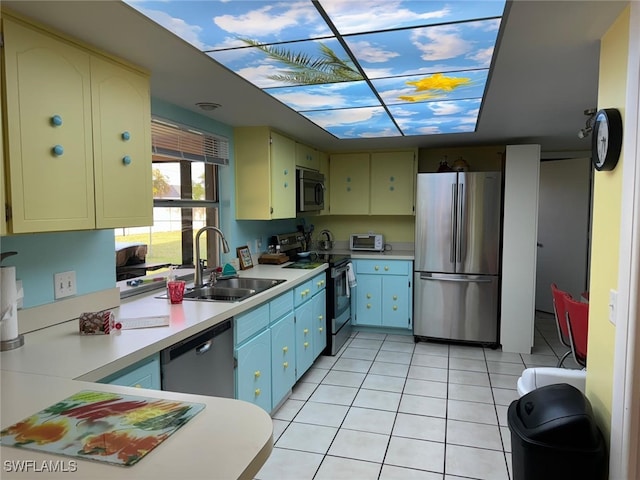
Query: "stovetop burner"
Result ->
[[283, 253, 350, 269]]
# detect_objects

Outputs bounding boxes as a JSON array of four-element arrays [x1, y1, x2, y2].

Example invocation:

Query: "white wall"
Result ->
[[500, 144, 541, 353]]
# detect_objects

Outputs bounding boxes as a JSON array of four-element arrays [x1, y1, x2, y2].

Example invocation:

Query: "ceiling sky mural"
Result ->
[[126, 0, 506, 139]]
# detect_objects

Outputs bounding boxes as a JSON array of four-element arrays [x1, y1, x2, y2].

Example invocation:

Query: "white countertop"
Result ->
[[1, 263, 327, 479], [1, 370, 273, 480]]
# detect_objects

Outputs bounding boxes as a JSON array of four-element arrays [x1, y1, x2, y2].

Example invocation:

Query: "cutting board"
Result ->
[[258, 254, 289, 264]]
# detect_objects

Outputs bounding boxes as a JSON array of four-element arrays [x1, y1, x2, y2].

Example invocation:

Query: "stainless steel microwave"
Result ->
[[297, 169, 325, 213], [350, 234, 385, 251]]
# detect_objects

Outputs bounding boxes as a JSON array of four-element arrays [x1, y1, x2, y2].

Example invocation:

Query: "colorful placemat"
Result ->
[[1, 390, 205, 467]]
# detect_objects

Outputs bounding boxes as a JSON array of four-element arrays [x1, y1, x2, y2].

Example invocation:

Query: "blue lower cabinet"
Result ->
[[270, 311, 296, 407], [235, 328, 272, 412], [98, 354, 161, 390], [295, 300, 314, 380]]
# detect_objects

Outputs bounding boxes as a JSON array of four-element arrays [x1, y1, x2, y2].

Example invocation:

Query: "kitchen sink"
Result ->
[[179, 277, 286, 302]]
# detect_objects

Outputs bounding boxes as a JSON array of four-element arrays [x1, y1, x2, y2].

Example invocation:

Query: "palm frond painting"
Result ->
[[241, 38, 363, 85]]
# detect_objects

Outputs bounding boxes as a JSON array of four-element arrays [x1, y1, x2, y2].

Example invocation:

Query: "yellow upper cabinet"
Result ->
[[1, 14, 152, 234], [316, 151, 330, 216], [329, 153, 370, 215], [91, 56, 152, 229], [235, 127, 296, 220], [3, 17, 95, 233], [295, 142, 320, 171], [370, 151, 416, 215]]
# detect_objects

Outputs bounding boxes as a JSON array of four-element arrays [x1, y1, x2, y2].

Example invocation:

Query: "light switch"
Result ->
[[609, 289, 618, 325]]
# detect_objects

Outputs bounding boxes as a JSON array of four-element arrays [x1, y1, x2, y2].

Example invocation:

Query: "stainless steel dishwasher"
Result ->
[[161, 319, 234, 398]]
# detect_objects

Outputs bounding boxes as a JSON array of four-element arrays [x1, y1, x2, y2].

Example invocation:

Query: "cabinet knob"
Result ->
[[51, 115, 63, 127], [393, 295, 398, 300], [347, 187, 351, 192], [389, 186, 395, 191], [255, 388, 261, 396], [254, 370, 261, 378], [283, 361, 289, 368], [366, 303, 371, 309], [374, 266, 379, 271], [284, 169, 288, 175], [303, 328, 309, 334], [390, 176, 395, 182], [384, 266, 389, 271], [318, 315, 323, 320], [366, 293, 371, 299], [282, 346, 288, 353], [346, 177, 351, 182], [52, 145, 64, 156], [393, 305, 398, 311], [122, 155, 132, 165], [134, 384, 142, 388], [304, 341, 309, 348], [121, 131, 131, 141], [319, 327, 323, 333]]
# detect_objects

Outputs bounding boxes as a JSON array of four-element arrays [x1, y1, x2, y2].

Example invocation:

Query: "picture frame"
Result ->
[[236, 246, 253, 270]]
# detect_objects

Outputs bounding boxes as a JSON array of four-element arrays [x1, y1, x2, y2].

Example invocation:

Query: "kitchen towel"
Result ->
[[1, 266, 19, 341], [346, 262, 357, 298]]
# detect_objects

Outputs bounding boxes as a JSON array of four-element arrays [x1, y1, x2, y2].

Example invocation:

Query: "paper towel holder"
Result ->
[[1, 251, 24, 351]]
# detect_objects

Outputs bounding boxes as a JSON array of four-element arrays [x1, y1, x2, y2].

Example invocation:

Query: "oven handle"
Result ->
[[331, 264, 349, 279]]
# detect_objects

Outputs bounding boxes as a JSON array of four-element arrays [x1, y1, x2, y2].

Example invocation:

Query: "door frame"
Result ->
[[610, 3, 640, 478]]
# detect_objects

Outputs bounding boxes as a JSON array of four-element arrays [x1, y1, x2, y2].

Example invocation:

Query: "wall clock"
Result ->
[[592, 108, 623, 171]]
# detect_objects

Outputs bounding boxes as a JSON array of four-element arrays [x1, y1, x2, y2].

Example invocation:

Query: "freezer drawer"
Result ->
[[413, 272, 499, 344]]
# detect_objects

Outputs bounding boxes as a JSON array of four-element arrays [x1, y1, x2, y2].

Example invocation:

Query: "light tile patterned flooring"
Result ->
[[255, 311, 582, 480]]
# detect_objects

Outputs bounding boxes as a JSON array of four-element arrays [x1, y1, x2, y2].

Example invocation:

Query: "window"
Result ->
[[115, 118, 229, 281]]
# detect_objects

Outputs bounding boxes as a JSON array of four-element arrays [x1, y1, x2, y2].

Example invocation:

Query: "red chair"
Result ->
[[564, 296, 589, 368], [550, 283, 573, 367]]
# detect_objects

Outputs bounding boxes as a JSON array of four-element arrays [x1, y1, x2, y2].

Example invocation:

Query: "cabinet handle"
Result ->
[[283, 361, 289, 368], [254, 370, 261, 378], [255, 388, 261, 396], [121, 131, 131, 141], [304, 342, 309, 348], [366, 303, 371, 309], [51, 115, 63, 127], [366, 293, 371, 299], [393, 305, 398, 311], [384, 266, 389, 271], [52, 145, 64, 156], [282, 346, 288, 353], [393, 295, 398, 300], [374, 266, 379, 271], [122, 155, 132, 165], [303, 328, 309, 334]]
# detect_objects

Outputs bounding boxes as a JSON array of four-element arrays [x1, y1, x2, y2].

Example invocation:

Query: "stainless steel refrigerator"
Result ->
[[414, 172, 502, 345]]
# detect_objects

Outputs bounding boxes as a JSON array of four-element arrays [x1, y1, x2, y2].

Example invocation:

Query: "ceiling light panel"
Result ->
[[125, 0, 506, 139]]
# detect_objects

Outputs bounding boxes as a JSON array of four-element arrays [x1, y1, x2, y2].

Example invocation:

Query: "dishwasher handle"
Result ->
[[196, 340, 212, 355], [161, 319, 232, 364]]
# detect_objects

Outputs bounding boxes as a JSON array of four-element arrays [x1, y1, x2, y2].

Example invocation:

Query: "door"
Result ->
[[329, 153, 370, 214], [457, 172, 502, 275], [370, 151, 415, 215], [270, 131, 296, 219], [415, 173, 457, 273], [413, 272, 499, 343], [535, 158, 591, 312]]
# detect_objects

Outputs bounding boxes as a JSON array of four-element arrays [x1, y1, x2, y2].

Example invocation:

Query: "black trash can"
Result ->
[[508, 383, 607, 480]]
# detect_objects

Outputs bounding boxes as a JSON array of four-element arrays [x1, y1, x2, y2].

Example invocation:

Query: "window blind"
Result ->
[[151, 117, 229, 165]]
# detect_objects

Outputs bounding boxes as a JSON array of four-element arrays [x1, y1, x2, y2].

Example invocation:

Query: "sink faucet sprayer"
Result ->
[[194, 226, 231, 288]]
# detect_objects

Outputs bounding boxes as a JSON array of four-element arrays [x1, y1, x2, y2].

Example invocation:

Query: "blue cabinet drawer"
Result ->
[[354, 259, 411, 275], [270, 290, 294, 324], [234, 303, 269, 345], [99, 354, 161, 390], [294, 279, 313, 307], [311, 272, 327, 294]]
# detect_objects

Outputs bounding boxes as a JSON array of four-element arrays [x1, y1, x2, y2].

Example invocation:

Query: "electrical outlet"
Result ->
[[255, 238, 262, 252], [54, 271, 77, 299]]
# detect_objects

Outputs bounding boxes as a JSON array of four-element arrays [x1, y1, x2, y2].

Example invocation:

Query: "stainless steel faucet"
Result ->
[[194, 226, 231, 288]]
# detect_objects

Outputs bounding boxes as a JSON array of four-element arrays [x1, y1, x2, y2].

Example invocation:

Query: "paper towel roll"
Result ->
[[1, 266, 19, 341]]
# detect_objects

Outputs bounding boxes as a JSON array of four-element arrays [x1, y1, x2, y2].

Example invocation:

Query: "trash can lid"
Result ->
[[510, 383, 601, 448]]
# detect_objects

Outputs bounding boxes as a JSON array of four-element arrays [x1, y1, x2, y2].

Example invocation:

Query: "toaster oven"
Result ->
[[350, 234, 384, 252]]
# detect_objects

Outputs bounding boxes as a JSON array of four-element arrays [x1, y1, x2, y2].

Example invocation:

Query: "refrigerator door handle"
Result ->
[[419, 273, 493, 283], [457, 183, 465, 264], [450, 183, 457, 263]]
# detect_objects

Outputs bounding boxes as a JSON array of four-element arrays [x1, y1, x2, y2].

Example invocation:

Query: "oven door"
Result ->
[[331, 263, 350, 331]]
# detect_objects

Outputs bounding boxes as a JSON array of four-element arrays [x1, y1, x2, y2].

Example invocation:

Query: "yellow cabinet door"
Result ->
[[270, 132, 296, 219], [317, 151, 330, 216], [295, 142, 319, 171], [1, 65, 5, 236], [3, 18, 95, 233], [91, 56, 152, 228], [370, 151, 416, 215], [329, 153, 370, 214]]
